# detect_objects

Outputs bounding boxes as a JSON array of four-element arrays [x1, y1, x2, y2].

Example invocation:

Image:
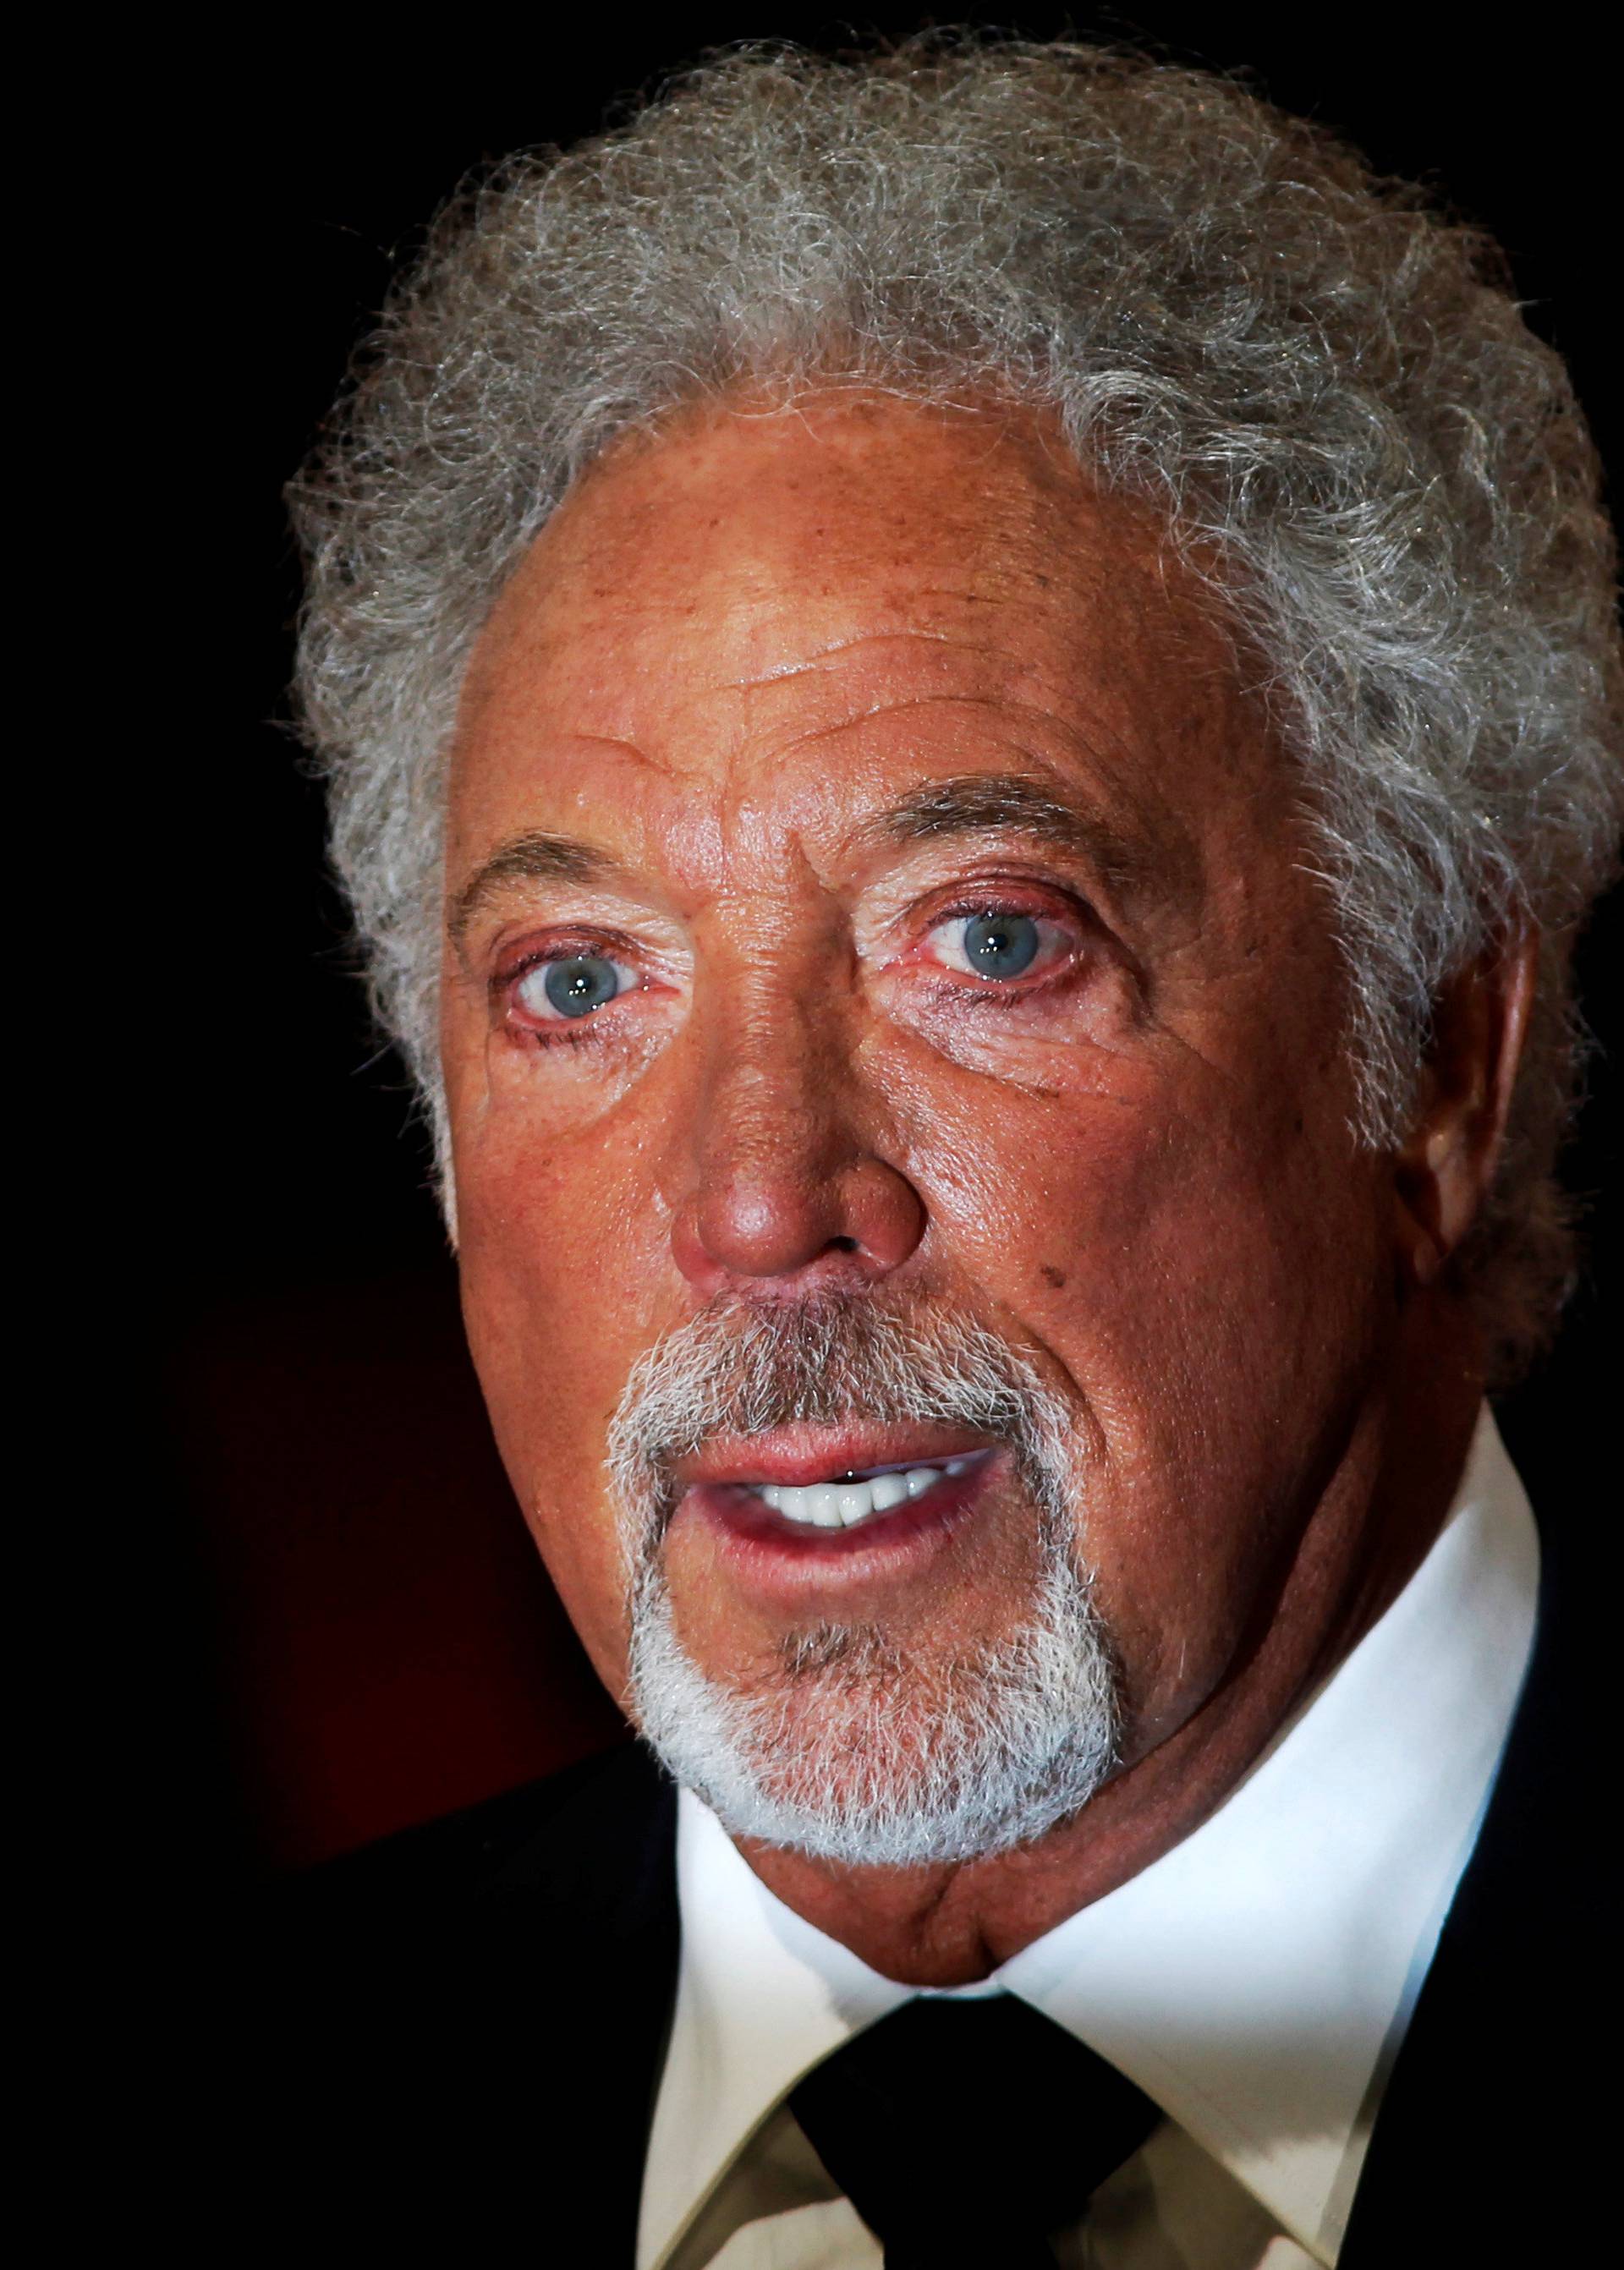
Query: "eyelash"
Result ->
[[494, 889, 1092, 1050], [495, 939, 646, 1050], [914, 894, 1084, 999]]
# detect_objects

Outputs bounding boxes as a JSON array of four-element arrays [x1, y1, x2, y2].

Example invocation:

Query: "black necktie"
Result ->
[[787, 1992, 1161, 2269]]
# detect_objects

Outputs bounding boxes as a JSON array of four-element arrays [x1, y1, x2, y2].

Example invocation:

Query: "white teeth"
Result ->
[[806, 1485, 845, 1527], [744, 1459, 975, 1528]]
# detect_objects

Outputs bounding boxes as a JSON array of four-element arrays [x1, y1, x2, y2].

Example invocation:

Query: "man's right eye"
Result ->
[[514, 952, 636, 1022]]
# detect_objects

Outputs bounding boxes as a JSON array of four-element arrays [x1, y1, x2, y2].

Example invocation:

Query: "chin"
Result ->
[[627, 1553, 1124, 1868]]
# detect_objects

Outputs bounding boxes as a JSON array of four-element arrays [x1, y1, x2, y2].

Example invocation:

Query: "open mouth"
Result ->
[[724, 1454, 982, 1531], [675, 1439, 1001, 1562]]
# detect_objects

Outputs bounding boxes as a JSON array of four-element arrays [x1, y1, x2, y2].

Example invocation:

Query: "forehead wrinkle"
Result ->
[[718, 624, 1019, 695], [761, 686, 1123, 759], [734, 687, 1184, 855], [707, 593, 1199, 748]]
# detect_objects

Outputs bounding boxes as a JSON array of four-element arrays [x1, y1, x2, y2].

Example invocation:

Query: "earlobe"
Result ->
[[1391, 927, 1539, 1291]]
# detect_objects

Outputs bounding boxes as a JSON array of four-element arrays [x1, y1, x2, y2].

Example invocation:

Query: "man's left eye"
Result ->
[[924, 911, 1068, 981]]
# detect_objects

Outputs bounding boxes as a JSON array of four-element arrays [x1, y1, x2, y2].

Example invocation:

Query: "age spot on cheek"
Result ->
[[1040, 1264, 1068, 1290]]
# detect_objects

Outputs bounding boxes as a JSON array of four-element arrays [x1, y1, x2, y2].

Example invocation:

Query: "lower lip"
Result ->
[[678, 1453, 1001, 1579]]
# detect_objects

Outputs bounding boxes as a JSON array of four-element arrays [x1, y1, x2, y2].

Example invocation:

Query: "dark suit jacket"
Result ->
[[214, 1508, 1588, 2263]]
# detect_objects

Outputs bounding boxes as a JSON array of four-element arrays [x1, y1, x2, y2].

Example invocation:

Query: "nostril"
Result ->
[[672, 1158, 926, 1289]]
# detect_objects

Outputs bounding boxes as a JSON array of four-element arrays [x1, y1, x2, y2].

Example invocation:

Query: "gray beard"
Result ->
[[608, 1297, 1122, 1867]]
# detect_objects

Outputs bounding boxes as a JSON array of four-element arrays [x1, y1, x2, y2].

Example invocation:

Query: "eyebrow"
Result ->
[[852, 773, 1186, 903], [450, 830, 628, 947], [450, 771, 1194, 946]]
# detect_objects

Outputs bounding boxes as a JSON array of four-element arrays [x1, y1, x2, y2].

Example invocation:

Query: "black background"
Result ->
[[145, 10, 1616, 1882]]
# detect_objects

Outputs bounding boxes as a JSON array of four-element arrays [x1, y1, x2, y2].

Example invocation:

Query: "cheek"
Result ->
[[891, 1006, 1376, 1318], [451, 1096, 676, 1691], [886, 1034, 1387, 1695]]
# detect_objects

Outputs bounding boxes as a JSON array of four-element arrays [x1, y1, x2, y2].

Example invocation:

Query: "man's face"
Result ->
[[442, 393, 1393, 1852]]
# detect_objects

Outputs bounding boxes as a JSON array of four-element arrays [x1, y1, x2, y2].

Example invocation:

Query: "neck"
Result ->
[[734, 1329, 1484, 1985]]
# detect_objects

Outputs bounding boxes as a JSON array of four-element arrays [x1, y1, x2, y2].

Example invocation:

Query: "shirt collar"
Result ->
[[638, 1406, 1539, 2267]]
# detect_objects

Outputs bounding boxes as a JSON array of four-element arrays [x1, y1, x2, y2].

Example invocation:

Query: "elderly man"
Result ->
[[278, 36, 1616, 2270]]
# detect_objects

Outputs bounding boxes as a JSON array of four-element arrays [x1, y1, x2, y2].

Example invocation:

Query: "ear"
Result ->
[[1392, 927, 1539, 1290]]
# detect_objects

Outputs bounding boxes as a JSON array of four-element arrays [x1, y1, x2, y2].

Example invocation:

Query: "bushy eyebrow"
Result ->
[[451, 772, 1195, 946], [450, 830, 628, 946], [852, 773, 1190, 904]]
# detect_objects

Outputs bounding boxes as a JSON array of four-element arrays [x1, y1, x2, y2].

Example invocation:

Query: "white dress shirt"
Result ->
[[637, 1407, 1539, 2270]]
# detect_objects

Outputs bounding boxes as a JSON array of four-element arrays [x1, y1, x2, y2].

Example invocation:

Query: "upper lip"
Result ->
[[675, 1423, 999, 1489]]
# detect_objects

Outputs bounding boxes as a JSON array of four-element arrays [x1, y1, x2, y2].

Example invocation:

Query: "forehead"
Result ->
[[447, 392, 1275, 870]]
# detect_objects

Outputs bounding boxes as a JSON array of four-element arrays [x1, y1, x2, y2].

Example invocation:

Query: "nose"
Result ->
[[667, 990, 927, 1299]]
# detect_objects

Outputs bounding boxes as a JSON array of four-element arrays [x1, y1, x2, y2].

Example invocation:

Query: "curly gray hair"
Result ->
[[290, 35, 1622, 1380]]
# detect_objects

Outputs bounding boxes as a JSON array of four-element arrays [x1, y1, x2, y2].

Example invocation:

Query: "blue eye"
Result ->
[[958, 912, 1040, 978], [516, 954, 630, 1021]]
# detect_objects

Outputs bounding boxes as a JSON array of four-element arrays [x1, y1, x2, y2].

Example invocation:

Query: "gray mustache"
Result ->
[[606, 1296, 1073, 1549]]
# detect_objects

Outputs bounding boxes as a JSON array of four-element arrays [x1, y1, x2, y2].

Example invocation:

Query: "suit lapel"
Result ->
[[491, 1744, 682, 2263], [1340, 1498, 1583, 2262]]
